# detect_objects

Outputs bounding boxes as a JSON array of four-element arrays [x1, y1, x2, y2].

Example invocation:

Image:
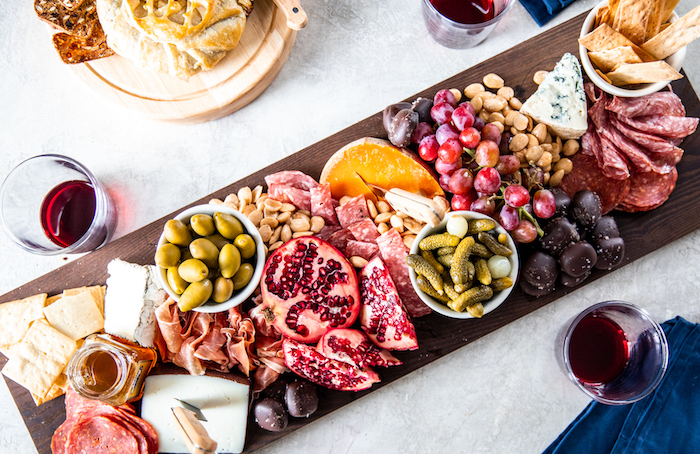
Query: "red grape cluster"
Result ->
[[385, 89, 557, 244]]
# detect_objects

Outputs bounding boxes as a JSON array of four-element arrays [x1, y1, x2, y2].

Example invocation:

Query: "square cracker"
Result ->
[[1, 319, 76, 399], [62, 285, 106, 316], [31, 373, 69, 406], [642, 5, 700, 60], [589, 46, 643, 72], [606, 61, 682, 85], [0, 294, 47, 350], [43, 292, 104, 341], [579, 24, 656, 62], [614, 0, 654, 45]]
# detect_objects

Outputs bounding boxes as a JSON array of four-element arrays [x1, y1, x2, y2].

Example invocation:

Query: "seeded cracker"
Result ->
[[642, 5, 700, 60], [34, 0, 97, 38], [53, 24, 114, 64], [1, 319, 77, 400]]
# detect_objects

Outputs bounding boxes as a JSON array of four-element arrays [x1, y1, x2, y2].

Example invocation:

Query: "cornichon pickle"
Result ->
[[219, 243, 242, 278], [443, 282, 460, 301], [450, 236, 475, 285], [447, 285, 493, 313], [420, 249, 444, 274], [467, 219, 497, 235], [164, 219, 192, 246], [475, 258, 492, 285], [477, 232, 513, 257], [212, 277, 234, 303], [178, 279, 213, 312], [155, 243, 181, 268], [214, 212, 244, 240], [490, 277, 514, 292], [167, 267, 189, 294], [416, 275, 450, 303], [406, 254, 444, 294], [470, 242, 494, 258], [436, 246, 457, 256], [189, 238, 219, 269], [190, 214, 216, 237], [178, 259, 209, 283], [234, 234, 256, 259], [232, 263, 255, 290], [419, 233, 461, 251], [467, 302, 484, 318], [436, 253, 454, 267]]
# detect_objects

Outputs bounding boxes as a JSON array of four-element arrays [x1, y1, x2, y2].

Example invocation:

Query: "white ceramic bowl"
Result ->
[[155, 204, 265, 313], [579, 1, 686, 97], [409, 211, 519, 319]]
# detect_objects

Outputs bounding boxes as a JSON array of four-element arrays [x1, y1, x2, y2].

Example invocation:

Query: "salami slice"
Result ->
[[346, 219, 380, 243], [325, 228, 356, 255], [267, 184, 312, 211], [558, 152, 631, 214], [615, 115, 699, 139], [606, 91, 686, 117], [345, 240, 380, 261], [617, 168, 678, 212], [610, 114, 684, 159], [310, 183, 338, 225], [335, 195, 370, 228], [264, 171, 319, 191], [376, 229, 431, 318], [587, 95, 630, 180], [66, 415, 140, 454]]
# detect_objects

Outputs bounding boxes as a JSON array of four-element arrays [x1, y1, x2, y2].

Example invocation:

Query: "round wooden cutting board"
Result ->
[[70, 0, 296, 124]]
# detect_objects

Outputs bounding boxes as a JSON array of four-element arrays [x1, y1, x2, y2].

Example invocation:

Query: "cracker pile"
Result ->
[[34, 0, 114, 64], [580, 1, 700, 86], [0, 286, 105, 406]]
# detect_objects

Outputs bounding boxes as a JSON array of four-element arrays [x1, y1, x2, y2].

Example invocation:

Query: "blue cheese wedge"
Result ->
[[103, 259, 167, 348], [520, 53, 587, 140]]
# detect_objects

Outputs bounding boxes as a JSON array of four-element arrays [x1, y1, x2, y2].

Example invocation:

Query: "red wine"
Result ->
[[40, 180, 96, 248], [430, 0, 495, 24], [568, 315, 629, 384]]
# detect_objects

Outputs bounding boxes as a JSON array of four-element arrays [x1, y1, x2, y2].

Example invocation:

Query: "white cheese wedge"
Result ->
[[520, 53, 588, 140], [103, 259, 166, 347], [140, 374, 250, 454]]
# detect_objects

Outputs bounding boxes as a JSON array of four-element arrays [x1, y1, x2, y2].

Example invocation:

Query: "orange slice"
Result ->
[[320, 137, 444, 202]]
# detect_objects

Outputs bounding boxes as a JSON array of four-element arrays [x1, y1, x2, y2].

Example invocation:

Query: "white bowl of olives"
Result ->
[[154, 204, 265, 313], [408, 211, 518, 319]]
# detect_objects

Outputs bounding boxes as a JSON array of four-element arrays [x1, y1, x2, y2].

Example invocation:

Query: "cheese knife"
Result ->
[[355, 173, 447, 227], [172, 399, 217, 454], [271, 0, 308, 30]]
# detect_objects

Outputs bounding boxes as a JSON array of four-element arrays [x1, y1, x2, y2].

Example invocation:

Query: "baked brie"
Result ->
[[96, 0, 254, 78]]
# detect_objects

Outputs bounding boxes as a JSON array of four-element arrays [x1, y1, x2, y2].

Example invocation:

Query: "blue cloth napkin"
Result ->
[[543, 316, 700, 454], [519, 0, 579, 26]]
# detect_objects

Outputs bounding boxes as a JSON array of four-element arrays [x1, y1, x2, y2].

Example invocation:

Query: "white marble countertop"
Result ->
[[1, 0, 699, 452]]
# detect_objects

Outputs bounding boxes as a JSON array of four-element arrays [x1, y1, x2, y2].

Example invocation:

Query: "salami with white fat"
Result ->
[[606, 91, 686, 117], [615, 115, 699, 139], [264, 171, 319, 191], [617, 168, 678, 212], [335, 195, 370, 228], [347, 219, 380, 243], [345, 240, 379, 261], [310, 183, 338, 225]]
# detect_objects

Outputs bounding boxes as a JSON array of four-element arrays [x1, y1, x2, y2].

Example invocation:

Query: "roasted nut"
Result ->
[[483, 73, 504, 89], [497, 86, 514, 100], [403, 235, 416, 249], [536, 151, 553, 168], [248, 209, 264, 226], [292, 231, 313, 238], [390, 215, 404, 232], [350, 256, 368, 268], [513, 113, 529, 131], [277, 211, 291, 223], [563, 139, 580, 156], [549, 169, 566, 187], [554, 157, 573, 174], [260, 217, 279, 229], [290, 218, 311, 232], [470, 97, 483, 113], [310, 216, 325, 233], [509, 97, 523, 110], [264, 198, 282, 211], [269, 241, 283, 252], [377, 222, 390, 234], [238, 187, 252, 205], [449, 88, 462, 103], [270, 225, 282, 244], [484, 96, 507, 112], [339, 195, 353, 206], [532, 123, 548, 143], [375, 212, 393, 224], [464, 83, 485, 98], [258, 224, 273, 243], [527, 134, 539, 148], [280, 202, 296, 212], [251, 185, 263, 203], [533, 70, 548, 85], [281, 224, 292, 243], [367, 199, 378, 218], [488, 112, 506, 124], [525, 145, 544, 164]]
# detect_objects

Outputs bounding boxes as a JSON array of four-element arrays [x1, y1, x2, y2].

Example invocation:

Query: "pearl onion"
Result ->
[[487, 255, 511, 279], [446, 216, 469, 238]]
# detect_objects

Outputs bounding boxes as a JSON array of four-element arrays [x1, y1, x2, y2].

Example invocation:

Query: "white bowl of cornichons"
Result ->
[[154, 204, 266, 313], [408, 211, 519, 319]]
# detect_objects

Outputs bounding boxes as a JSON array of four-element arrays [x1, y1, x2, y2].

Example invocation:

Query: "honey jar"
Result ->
[[68, 333, 157, 406]]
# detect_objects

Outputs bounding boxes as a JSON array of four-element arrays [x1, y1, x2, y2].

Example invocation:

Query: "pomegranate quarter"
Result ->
[[260, 237, 361, 343]]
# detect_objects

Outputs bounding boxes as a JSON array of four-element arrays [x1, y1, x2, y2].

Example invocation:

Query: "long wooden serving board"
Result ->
[[68, 0, 296, 124], [3, 10, 700, 454]]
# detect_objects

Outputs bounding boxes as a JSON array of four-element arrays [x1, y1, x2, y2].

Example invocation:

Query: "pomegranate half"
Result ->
[[260, 237, 361, 343]]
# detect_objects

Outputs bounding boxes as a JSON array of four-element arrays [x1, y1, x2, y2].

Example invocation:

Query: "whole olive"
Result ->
[[232, 263, 255, 290], [178, 259, 209, 283], [219, 243, 242, 278], [234, 234, 256, 259], [214, 212, 244, 240], [205, 233, 230, 250], [167, 267, 189, 294], [164, 219, 192, 247], [212, 277, 234, 303], [190, 214, 216, 237], [189, 238, 219, 269], [155, 243, 181, 268], [180, 247, 194, 262], [382, 102, 412, 133], [388, 108, 419, 148], [178, 279, 213, 312]]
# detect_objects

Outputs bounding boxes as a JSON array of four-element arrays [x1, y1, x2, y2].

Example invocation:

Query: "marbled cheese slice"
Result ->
[[520, 53, 588, 140], [140, 374, 249, 453]]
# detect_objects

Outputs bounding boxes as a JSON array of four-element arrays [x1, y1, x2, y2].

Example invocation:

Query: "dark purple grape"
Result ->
[[499, 204, 520, 231]]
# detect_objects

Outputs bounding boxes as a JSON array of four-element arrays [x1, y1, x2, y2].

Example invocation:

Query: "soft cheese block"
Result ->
[[520, 53, 588, 140], [140, 374, 250, 454], [104, 259, 166, 348]]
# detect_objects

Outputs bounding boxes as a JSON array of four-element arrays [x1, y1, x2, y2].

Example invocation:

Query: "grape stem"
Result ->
[[519, 207, 545, 237]]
